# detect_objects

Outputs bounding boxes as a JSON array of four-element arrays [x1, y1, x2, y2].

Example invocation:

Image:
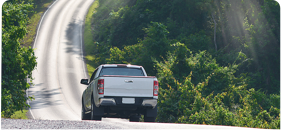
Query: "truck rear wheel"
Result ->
[[129, 115, 140, 122], [144, 117, 156, 122], [144, 105, 157, 122], [81, 100, 90, 120], [91, 102, 102, 121]]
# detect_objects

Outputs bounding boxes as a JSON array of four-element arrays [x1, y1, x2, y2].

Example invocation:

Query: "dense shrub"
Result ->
[[155, 45, 279, 128], [2, 0, 37, 117], [86, 0, 280, 128]]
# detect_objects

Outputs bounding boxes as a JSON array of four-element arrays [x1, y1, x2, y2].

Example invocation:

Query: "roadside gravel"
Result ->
[[2, 118, 267, 129], [1, 118, 122, 129]]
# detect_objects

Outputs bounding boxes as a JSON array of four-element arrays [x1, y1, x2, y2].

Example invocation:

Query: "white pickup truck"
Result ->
[[80, 64, 158, 122]]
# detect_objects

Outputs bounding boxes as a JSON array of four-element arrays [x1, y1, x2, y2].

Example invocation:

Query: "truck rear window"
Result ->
[[99, 67, 144, 76]]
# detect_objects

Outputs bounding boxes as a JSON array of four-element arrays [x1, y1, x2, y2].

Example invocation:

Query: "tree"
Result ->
[[86, 0, 280, 128], [2, 1, 36, 117]]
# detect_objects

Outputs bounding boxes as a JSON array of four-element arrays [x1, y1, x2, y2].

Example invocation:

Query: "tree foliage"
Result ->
[[155, 46, 279, 128], [2, 0, 36, 117], [90, 0, 279, 94], [86, 0, 280, 128]]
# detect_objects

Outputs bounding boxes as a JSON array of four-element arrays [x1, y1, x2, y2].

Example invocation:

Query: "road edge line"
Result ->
[[27, 0, 59, 120]]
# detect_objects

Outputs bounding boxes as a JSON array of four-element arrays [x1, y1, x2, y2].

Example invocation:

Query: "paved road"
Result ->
[[27, 0, 264, 129], [28, 0, 92, 120]]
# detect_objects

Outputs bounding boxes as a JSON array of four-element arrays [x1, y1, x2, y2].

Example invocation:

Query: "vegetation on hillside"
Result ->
[[21, 0, 54, 47], [85, 0, 280, 128], [2, 0, 37, 118], [2, 0, 54, 119]]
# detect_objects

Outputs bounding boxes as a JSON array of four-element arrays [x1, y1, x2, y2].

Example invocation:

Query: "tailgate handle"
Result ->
[[124, 80, 133, 83]]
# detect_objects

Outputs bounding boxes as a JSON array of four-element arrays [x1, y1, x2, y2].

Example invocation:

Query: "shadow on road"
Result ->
[[29, 84, 61, 109]]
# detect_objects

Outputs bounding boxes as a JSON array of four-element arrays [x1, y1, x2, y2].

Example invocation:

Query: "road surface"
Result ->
[[28, 0, 92, 120]]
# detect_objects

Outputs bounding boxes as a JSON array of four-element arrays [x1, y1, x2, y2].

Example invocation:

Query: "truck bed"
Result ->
[[101, 76, 156, 97]]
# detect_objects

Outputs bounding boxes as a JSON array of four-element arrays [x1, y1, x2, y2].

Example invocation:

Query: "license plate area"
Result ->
[[122, 98, 135, 104]]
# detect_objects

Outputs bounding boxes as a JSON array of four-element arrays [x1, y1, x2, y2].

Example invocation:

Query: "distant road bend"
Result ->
[[27, 0, 264, 129], [28, 0, 93, 120]]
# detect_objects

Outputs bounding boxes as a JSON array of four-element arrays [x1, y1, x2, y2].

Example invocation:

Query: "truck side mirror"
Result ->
[[80, 79, 89, 85]]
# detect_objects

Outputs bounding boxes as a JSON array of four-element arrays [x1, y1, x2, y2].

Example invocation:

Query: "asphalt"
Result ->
[[27, 0, 93, 120]]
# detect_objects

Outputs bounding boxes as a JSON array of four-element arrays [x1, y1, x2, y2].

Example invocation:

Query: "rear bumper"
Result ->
[[99, 98, 116, 105], [99, 97, 157, 108], [142, 99, 157, 107]]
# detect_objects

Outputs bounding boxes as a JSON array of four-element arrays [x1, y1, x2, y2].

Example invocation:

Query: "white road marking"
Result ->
[[28, 0, 59, 120]]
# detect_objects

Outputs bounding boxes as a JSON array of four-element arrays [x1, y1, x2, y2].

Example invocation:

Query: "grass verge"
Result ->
[[84, 0, 100, 76], [10, 110, 29, 119], [22, 0, 54, 47]]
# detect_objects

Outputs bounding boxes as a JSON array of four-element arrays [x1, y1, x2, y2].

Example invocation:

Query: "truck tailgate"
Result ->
[[103, 77, 154, 97]]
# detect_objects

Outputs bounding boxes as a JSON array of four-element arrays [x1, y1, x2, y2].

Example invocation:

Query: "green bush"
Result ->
[[86, 0, 280, 128], [2, 1, 36, 118], [154, 44, 279, 128]]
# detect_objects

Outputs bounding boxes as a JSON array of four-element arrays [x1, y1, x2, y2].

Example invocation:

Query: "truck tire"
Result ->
[[91, 100, 102, 121], [129, 115, 140, 122], [144, 105, 157, 122], [144, 117, 156, 122], [81, 100, 91, 120]]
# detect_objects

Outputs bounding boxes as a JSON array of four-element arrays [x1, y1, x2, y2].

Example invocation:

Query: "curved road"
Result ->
[[27, 0, 263, 129], [28, 0, 92, 120]]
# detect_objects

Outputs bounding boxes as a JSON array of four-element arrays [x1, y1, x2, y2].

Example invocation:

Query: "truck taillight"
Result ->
[[153, 81, 159, 96], [98, 79, 104, 94]]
